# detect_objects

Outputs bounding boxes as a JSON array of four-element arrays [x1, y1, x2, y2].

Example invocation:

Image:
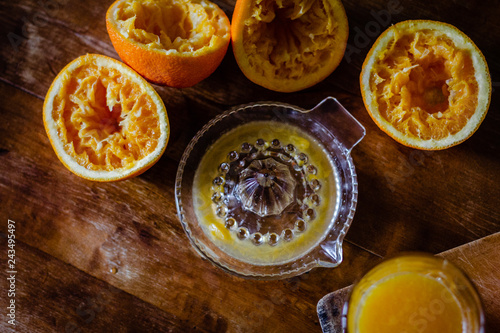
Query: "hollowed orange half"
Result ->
[[106, 0, 231, 88], [360, 20, 491, 150], [43, 54, 169, 181], [232, 0, 349, 92]]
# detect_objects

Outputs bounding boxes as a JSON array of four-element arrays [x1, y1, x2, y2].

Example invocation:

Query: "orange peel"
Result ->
[[360, 20, 491, 150], [43, 54, 169, 181]]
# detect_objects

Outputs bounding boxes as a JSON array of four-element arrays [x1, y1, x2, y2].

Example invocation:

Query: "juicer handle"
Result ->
[[308, 97, 366, 154]]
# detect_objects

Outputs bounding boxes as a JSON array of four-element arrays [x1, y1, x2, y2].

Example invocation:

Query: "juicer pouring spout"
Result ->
[[318, 240, 344, 268]]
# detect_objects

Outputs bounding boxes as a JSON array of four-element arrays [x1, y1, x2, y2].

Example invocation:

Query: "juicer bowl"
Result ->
[[175, 97, 365, 279]]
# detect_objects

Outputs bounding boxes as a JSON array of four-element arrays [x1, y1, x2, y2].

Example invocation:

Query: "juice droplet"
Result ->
[[225, 218, 236, 229], [271, 139, 281, 148], [256, 138, 266, 149], [237, 227, 249, 240], [283, 229, 294, 241], [228, 151, 239, 161], [268, 233, 279, 246], [252, 233, 263, 245], [295, 220, 307, 232], [241, 142, 252, 153]]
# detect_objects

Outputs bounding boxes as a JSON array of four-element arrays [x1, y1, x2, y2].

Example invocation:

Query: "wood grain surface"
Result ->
[[1, 0, 499, 332]]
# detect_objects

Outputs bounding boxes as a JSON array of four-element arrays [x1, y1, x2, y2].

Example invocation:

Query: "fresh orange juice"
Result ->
[[354, 273, 463, 332], [347, 254, 484, 333]]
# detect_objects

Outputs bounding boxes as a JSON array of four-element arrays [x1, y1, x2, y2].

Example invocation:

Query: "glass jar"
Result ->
[[346, 254, 484, 332]]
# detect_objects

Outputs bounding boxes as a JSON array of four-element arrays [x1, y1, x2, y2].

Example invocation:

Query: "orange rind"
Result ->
[[43, 54, 169, 181], [106, 0, 231, 88], [231, 0, 349, 92], [360, 20, 491, 150]]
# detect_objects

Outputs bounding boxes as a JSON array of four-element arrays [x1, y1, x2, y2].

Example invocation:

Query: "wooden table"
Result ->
[[1, 0, 499, 332]]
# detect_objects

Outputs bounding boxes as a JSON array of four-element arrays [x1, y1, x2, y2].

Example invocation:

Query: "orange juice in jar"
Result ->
[[347, 254, 484, 333]]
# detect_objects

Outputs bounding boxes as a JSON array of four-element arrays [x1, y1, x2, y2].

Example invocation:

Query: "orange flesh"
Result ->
[[51, 64, 160, 171], [243, 0, 339, 79], [354, 273, 463, 333], [114, 0, 228, 53], [371, 29, 478, 140]]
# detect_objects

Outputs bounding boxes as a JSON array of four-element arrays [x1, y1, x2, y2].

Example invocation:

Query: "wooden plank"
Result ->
[[0, 0, 352, 104], [439, 233, 500, 331], [0, 81, 381, 331], [1, 0, 499, 260], [340, 0, 500, 256], [340, 0, 500, 255], [1, 0, 500, 331], [317, 232, 500, 332], [0, 238, 193, 333]]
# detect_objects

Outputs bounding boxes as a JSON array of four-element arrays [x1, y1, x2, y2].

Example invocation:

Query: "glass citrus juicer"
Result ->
[[175, 97, 365, 279]]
